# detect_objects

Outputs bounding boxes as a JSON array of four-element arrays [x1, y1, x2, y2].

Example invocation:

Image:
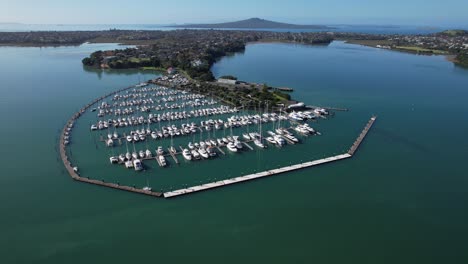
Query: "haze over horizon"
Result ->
[[1, 0, 468, 27]]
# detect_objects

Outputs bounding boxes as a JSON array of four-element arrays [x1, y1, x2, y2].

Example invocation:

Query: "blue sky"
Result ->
[[1, 0, 467, 26]]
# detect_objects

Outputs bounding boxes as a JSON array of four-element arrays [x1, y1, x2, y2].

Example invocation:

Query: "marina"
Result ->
[[59, 76, 377, 198]]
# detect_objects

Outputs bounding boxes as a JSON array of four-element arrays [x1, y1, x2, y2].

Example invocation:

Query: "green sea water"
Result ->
[[1, 41, 468, 263]]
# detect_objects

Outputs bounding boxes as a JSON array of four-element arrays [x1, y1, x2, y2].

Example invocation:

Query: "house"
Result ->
[[167, 67, 177, 75], [217, 78, 237, 85]]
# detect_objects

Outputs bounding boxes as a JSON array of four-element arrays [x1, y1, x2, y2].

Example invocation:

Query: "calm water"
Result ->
[[1, 41, 468, 263], [0, 23, 461, 34]]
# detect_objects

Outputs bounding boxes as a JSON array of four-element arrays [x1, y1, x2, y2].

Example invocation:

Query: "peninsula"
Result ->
[[0, 28, 467, 69], [167, 17, 331, 29]]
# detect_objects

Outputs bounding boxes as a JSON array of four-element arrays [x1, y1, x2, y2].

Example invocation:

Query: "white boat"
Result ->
[[125, 161, 133, 168], [227, 142, 238, 152], [217, 138, 225, 146], [242, 133, 251, 140], [266, 137, 277, 144], [158, 155, 167, 167], [156, 146, 164, 156], [151, 131, 158, 139], [143, 186, 152, 191], [113, 132, 118, 139], [253, 139, 265, 148], [133, 135, 139, 142], [210, 139, 217, 146], [191, 150, 201, 160], [90, 124, 98, 131], [125, 152, 132, 160], [182, 149, 192, 161], [107, 133, 113, 139], [222, 137, 229, 144], [284, 134, 299, 143], [188, 142, 195, 150], [132, 152, 138, 160], [274, 135, 286, 146], [169, 146, 177, 154], [109, 156, 119, 164], [118, 154, 126, 162], [126, 136, 133, 142], [106, 139, 114, 147], [198, 148, 209, 159], [234, 140, 243, 149], [139, 150, 146, 159], [145, 149, 152, 157], [133, 159, 144, 171]]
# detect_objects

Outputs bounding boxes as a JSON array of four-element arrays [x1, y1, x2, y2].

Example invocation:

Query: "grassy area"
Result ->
[[129, 57, 151, 63], [140, 66, 166, 72], [395, 46, 448, 54], [344, 39, 393, 47]]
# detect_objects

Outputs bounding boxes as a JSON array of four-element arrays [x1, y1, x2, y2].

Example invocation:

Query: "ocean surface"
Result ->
[[0, 23, 462, 34], [1, 41, 468, 263]]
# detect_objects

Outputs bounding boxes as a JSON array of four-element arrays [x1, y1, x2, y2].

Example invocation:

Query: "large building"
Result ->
[[217, 78, 237, 85]]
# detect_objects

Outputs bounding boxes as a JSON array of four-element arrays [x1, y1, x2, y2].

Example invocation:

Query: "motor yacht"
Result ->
[[156, 146, 164, 156], [145, 149, 152, 157], [266, 137, 277, 144], [125, 161, 133, 168], [198, 148, 209, 159], [253, 139, 266, 148], [133, 159, 144, 171], [182, 149, 192, 161], [191, 149, 201, 160], [158, 155, 167, 167], [227, 142, 238, 152]]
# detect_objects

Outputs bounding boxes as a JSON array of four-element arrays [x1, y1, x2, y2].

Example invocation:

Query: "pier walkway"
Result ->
[[348, 116, 377, 156], [164, 153, 351, 198]]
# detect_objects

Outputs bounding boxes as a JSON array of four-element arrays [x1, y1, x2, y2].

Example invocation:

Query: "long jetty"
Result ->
[[348, 116, 377, 156], [60, 80, 376, 199]]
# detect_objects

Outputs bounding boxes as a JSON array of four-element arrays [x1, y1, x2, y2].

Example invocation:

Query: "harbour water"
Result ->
[[1, 41, 468, 263]]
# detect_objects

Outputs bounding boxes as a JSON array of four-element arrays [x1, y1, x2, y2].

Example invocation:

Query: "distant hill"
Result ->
[[168, 18, 330, 29], [439, 29, 468, 36]]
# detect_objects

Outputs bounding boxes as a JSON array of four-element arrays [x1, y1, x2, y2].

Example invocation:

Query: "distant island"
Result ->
[[167, 18, 331, 29]]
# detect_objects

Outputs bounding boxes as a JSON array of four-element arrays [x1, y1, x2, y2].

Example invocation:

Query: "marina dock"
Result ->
[[59, 84, 163, 198], [163, 116, 377, 198]]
